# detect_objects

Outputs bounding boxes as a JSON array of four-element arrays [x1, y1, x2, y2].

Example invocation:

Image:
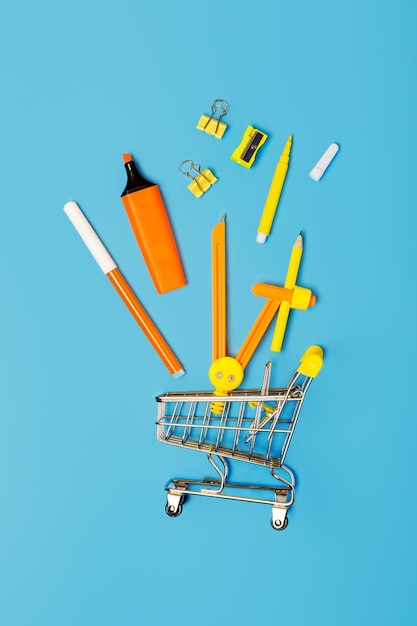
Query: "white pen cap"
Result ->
[[64, 201, 117, 275], [309, 143, 339, 181]]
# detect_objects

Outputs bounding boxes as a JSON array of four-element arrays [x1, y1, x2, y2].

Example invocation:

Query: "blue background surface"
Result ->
[[1, 0, 416, 624]]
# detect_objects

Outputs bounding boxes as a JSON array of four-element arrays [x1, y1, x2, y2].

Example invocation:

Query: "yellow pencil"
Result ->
[[270, 232, 303, 352], [256, 135, 292, 244]]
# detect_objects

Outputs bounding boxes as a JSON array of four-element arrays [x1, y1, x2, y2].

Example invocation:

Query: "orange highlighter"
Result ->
[[64, 201, 185, 378], [121, 154, 186, 294]]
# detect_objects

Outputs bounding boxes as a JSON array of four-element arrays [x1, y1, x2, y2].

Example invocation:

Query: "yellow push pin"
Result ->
[[178, 160, 218, 198]]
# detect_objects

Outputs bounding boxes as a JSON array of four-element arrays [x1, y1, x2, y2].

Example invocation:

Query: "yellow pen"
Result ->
[[270, 232, 303, 352], [256, 135, 292, 244]]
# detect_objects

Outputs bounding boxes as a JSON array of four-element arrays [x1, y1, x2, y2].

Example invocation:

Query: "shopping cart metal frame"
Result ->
[[156, 357, 319, 530]]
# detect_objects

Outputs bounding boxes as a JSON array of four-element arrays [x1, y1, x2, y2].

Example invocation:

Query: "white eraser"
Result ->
[[309, 143, 339, 181]]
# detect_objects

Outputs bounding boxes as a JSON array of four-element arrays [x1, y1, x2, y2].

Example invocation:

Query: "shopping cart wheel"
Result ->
[[270, 516, 288, 531], [165, 502, 183, 518]]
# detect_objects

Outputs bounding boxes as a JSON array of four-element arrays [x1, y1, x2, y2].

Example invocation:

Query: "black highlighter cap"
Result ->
[[121, 154, 155, 196]]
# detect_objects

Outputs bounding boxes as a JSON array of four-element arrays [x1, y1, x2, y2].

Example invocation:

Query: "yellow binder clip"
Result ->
[[196, 99, 230, 139], [179, 160, 218, 198], [230, 125, 268, 168]]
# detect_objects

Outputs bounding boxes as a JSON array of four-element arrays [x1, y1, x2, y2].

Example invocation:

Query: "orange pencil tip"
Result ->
[[122, 153, 133, 164], [310, 295, 317, 307]]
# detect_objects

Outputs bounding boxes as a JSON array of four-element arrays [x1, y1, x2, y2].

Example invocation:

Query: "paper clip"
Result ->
[[230, 125, 268, 168], [196, 99, 230, 139], [179, 160, 218, 198]]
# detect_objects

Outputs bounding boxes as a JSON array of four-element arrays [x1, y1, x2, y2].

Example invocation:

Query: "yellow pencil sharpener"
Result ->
[[230, 126, 268, 168]]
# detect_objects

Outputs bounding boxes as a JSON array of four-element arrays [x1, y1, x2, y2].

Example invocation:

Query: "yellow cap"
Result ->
[[297, 345, 324, 378]]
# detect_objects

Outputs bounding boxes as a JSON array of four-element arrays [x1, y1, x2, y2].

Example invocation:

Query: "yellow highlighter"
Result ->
[[271, 232, 303, 352], [256, 135, 292, 244]]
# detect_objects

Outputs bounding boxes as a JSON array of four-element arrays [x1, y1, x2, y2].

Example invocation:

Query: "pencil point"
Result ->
[[295, 232, 303, 247]]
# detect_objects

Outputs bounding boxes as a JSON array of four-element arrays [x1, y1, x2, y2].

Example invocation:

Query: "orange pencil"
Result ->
[[64, 201, 185, 378]]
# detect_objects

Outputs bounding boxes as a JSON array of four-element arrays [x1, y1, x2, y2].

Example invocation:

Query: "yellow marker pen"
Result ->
[[270, 232, 303, 352], [256, 135, 292, 244]]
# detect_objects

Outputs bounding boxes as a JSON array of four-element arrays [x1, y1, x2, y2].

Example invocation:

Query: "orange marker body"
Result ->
[[121, 154, 186, 294]]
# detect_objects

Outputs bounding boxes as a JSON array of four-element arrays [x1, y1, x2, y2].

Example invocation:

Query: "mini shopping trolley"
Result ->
[[156, 346, 323, 530], [156, 217, 323, 530]]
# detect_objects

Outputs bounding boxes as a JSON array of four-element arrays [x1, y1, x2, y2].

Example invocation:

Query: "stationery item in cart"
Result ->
[[121, 153, 186, 294], [309, 142, 339, 181], [212, 214, 227, 362], [208, 220, 316, 413], [178, 159, 217, 198], [196, 98, 229, 138], [270, 232, 304, 352], [230, 125, 268, 168], [64, 201, 185, 378], [256, 135, 292, 244]]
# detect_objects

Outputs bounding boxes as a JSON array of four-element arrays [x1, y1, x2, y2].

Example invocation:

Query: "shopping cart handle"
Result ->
[[297, 345, 324, 378]]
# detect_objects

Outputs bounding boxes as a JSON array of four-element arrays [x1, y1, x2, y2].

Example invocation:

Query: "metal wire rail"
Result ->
[[156, 348, 323, 530]]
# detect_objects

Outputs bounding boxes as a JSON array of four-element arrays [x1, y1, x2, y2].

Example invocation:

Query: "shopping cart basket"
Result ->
[[156, 346, 323, 530]]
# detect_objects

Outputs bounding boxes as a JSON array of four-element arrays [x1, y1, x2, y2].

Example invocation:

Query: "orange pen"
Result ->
[[64, 201, 185, 378], [212, 214, 226, 362], [121, 154, 186, 294]]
